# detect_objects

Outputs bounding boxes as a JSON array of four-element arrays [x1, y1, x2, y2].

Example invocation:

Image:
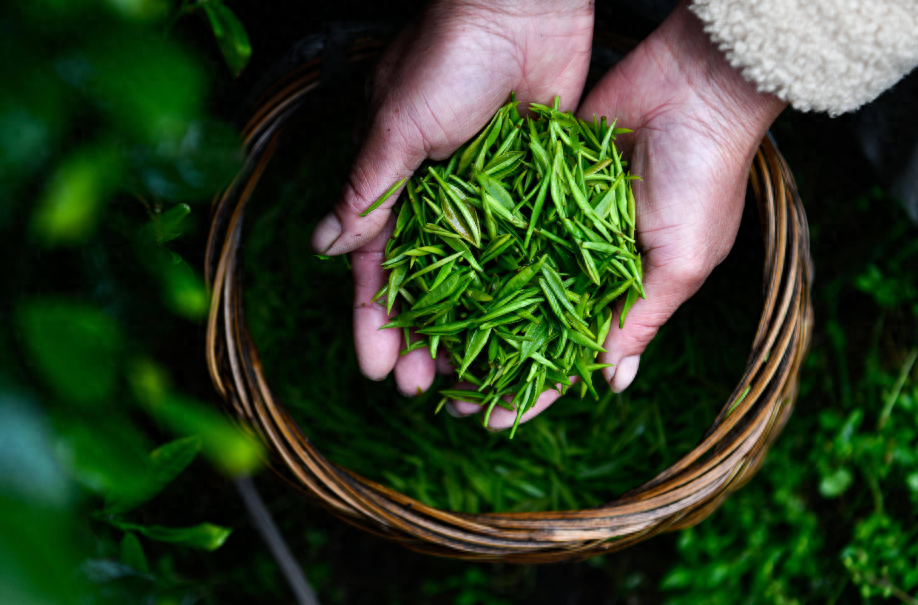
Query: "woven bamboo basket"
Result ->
[[204, 32, 814, 563]]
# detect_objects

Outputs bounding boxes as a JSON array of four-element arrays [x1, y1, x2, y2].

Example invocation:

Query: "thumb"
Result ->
[[598, 250, 713, 393], [309, 105, 426, 255]]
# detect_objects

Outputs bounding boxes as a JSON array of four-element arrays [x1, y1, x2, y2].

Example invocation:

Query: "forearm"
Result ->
[[661, 1, 788, 156]]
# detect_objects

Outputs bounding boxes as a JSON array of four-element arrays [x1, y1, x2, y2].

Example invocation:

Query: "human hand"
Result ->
[[449, 0, 787, 430], [575, 1, 787, 393], [310, 0, 595, 395]]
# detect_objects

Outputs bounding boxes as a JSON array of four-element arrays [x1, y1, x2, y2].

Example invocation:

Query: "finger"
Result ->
[[394, 331, 436, 396], [447, 378, 579, 428], [575, 63, 642, 157], [597, 251, 712, 393], [352, 224, 401, 381], [309, 107, 421, 256], [483, 386, 565, 431], [446, 381, 482, 417], [436, 349, 454, 375]]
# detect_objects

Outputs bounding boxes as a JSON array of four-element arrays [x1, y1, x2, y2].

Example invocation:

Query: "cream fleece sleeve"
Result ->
[[690, 0, 918, 115]]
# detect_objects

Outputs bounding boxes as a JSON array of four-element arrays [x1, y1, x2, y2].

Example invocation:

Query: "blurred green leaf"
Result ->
[[31, 145, 123, 246], [819, 467, 854, 498], [135, 233, 209, 320], [128, 360, 263, 476], [104, 0, 169, 21], [128, 119, 243, 201], [202, 2, 252, 76], [152, 395, 262, 476], [907, 471, 918, 493], [89, 31, 204, 143], [0, 496, 80, 605], [141, 203, 191, 245], [158, 203, 191, 242], [104, 435, 202, 515], [0, 56, 68, 197], [149, 434, 202, 481], [104, 518, 232, 551], [57, 417, 151, 499], [17, 299, 122, 405], [0, 395, 72, 507], [78, 558, 155, 588], [161, 257, 210, 319], [119, 532, 150, 574]]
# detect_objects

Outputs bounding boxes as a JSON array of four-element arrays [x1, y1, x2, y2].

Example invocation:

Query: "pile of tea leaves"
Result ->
[[241, 97, 762, 513], [371, 97, 644, 436]]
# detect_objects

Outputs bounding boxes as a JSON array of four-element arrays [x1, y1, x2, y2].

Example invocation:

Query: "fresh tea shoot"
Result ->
[[370, 96, 643, 436]]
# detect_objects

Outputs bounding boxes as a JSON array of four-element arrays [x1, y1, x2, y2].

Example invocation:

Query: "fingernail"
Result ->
[[602, 364, 616, 386], [445, 401, 461, 417], [359, 368, 386, 382], [397, 384, 426, 398], [612, 355, 640, 393], [311, 213, 342, 254]]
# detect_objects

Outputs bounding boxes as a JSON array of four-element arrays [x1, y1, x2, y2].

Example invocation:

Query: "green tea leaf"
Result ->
[[459, 328, 492, 379], [375, 95, 642, 435], [359, 177, 407, 217], [619, 285, 639, 329], [386, 264, 408, 315]]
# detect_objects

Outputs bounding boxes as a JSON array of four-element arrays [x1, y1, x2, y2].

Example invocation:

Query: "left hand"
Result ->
[[309, 0, 596, 397]]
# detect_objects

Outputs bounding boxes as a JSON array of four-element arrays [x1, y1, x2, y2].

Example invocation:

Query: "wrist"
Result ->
[[441, 0, 593, 18], [659, 1, 787, 154]]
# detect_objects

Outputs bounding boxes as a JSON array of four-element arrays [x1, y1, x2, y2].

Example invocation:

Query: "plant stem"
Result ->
[[234, 476, 321, 605], [877, 348, 918, 431]]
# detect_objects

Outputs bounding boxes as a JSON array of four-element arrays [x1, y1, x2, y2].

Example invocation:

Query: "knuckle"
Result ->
[[671, 251, 714, 286], [341, 171, 374, 217], [619, 318, 660, 350], [681, 255, 712, 284]]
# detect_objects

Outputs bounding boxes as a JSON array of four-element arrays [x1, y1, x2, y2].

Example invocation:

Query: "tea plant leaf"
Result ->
[[202, 2, 252, 76], [359, 177, 407, 217]]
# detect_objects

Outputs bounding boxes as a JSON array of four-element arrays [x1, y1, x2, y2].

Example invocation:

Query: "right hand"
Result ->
[[310, 0, 595, 395], [452, 1, 787, 430]]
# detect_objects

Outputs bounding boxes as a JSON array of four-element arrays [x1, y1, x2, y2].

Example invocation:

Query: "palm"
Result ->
[[366, 2, 595, 166], [575, 1, 784, 391], [595, 97, 751, 322]]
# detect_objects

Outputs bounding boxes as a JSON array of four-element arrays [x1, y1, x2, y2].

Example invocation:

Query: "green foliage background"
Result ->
[[2, 0, 918, 604]]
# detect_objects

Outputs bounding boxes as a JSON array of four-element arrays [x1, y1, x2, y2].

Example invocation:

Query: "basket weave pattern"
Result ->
[[204, 37, 814, 563]]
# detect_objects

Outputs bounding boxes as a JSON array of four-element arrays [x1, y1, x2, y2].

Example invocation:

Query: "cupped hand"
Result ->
[[452, 0, 787, 430], [310, 0, 595, 396], [575, 1, 787, 395]]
